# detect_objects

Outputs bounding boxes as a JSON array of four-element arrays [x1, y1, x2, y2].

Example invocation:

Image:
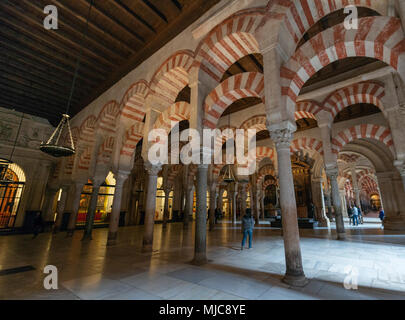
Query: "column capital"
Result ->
[[394, 160, 405, 176], [269, 127, 294, 150], [114, 171, 130, 187], [144, 162, 162, 176], [325, 167, 339, 179]]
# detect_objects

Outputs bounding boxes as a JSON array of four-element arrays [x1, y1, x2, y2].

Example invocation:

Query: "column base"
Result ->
[[107, 232, 118, 246], [282, 273, 308, 287], [384, 217, 405, 231], [317, 218, 330, 228], [190, 256, 208, 266], [337, 232, 346, 240], [81, 232, 92, 241]]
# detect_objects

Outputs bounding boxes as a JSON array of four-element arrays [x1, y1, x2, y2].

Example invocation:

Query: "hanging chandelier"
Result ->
[[40, 0, 95, 158]]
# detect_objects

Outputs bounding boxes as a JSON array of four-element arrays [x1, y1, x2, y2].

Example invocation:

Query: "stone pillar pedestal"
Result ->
[[107, 172, 129, 246], [53, 186, 69, 234], [66, 182, 85, 236], [270, 126, 308, 287], [192, 164, 208, 265], [142, 163, 161, 252], [209, 185, 216, 231], [162, 187, 171, 229], [82, 179, 104, 241], [326, 168, 346, 240]]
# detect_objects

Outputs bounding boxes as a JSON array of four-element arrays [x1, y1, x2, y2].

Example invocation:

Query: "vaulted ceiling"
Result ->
[[0, 0, 220, 125]]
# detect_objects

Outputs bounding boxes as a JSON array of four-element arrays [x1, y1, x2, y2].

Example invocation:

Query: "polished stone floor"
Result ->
[[0, 218, 405, 300]]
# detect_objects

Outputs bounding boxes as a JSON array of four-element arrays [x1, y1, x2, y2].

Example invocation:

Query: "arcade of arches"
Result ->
[[2, 0, 405, 299]]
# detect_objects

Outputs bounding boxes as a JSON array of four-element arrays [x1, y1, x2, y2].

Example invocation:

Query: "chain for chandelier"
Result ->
[[40, 0, 95, 158], [222, 112, 235, 184]]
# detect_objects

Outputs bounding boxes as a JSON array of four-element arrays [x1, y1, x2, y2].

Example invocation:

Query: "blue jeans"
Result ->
[[352, 215, 359, 226], [242, 229, 253, 248]]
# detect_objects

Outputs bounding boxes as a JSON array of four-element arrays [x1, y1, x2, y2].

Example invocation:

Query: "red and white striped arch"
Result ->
[[213, 126, 237, 159], [79, 115, 97, 145], [77, 147, 92, 171], [98, 101, 120, 134], [295, 100, 322, 121], [149, 51, 194, 109], [120, 122, 145, 157], [240, 115, 267, 132], [331, 124, 395, 155], [120, 80, 149, 126], [273, 0, 383, 58], [262, 178, 277, 190], [153, 101, 191, 134], [361, 175, 379, 195], [97, 136, 115, 165], [167, 164, 182, 186], [194, 9, 265, 82], [323, 82, 385, 118], [247, 146, 275, 170], [281, 17, 405, 109], [256, 164, 276, 185], [204, 72, 264, 129], [290, 137, 323, 155]]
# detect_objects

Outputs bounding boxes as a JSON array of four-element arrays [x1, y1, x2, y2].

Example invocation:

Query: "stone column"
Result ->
[[192, 164, 208, 265], [261, 193, 265, 220], [255, 189, 261, 223], [53, 185, 69, 234], [142, 163, 161, 252], [230, 183, 238, 224], [270, 126, 307, 287], [183, 185, 193, 228], [66, 182, 85, 236], [82, 178, 104, 241], [42, 187, 59, 230], [311, 178, 329, 227], [162, 187, 171, 229], [107, 172, 129, 246], [326, 168, 346, 240], [340, 189, 348, 218], [209, 184, 217, 231], [239, 182, 248, 216], [350, 167, 361, 207]]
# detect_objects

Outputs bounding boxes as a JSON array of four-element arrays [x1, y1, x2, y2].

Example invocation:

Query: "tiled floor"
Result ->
[[0, 218, 405, 300]]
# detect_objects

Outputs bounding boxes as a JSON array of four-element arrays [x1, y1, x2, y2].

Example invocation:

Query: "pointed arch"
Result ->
[[240, 114, 267, 132]]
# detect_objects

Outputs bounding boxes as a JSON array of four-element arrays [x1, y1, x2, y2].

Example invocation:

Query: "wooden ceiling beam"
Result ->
[[1, 0, 123, 66], [0, 69, 82, 105], [0, 77, 76, 109], [0, 14, 111, 76], [0, 96, 61, 122], [77, 0, 146, 44], [0, 47, 99, 87], [0, 60, 89, 97], [110, 0, 156, 34], [136, 0, 168, 24], [51, 0, 135, 56], [0, 18, 110, 78], [77, 0, 221, 114], [0, 38, 103, 84]]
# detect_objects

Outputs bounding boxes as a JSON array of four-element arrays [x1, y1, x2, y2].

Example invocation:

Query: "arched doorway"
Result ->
[[155, 177, 174, 221], [0, 160, 26, 229], [76, 172, 116, 227]]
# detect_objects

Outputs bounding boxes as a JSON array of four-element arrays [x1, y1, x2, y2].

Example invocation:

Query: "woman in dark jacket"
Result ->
[[241, 208, 255, 250]]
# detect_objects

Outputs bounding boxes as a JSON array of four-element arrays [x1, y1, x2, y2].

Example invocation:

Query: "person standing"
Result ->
[[357, 205, 364, 224], [379, 207, 385, 229], [352, 205, 359, 226], [32, 212, 43, 239], [347, 205, 353, 226], [241, 208, 255, 250]]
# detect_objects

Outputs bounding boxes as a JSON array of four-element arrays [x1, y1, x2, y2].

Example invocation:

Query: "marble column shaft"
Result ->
[[66, 183, 85, 236], [82, 179, 103, 241], [193, 165, 208, 265]]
